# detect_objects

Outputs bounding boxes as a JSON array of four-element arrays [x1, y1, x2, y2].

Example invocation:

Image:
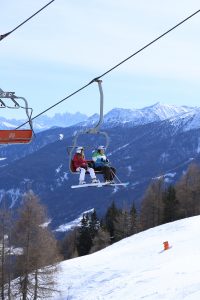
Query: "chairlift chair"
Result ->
[[68, 79, 109, 175], [0, 89, 33, 144]]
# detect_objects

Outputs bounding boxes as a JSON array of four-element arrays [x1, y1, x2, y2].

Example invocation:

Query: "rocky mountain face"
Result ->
[[0, 103, 200, 236]]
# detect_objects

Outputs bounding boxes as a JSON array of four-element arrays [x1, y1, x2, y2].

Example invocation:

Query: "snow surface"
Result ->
[[52, 216, 200, 300], [55, 209, 94, 232], [59, 134, 64, 140]]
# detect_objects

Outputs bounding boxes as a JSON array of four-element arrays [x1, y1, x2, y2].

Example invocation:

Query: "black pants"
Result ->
[[95, 166, 116, 181]]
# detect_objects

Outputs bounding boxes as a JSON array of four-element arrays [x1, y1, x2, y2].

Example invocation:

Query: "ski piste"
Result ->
[[71, 182, 129, 189]]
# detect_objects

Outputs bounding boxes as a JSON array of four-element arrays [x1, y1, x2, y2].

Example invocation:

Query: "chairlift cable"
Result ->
[[15, 81, 92, 129], [15, 9, 200, 129], [0, 0, 56, 41], [95, 9, 200, 79]]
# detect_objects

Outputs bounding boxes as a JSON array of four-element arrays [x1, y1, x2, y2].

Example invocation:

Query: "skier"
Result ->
[[73, 147, 98, 185], [92, 146, 116, 183]]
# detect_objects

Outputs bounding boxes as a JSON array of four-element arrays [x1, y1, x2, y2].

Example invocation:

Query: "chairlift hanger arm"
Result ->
[[0, 99, 6, 108], [86, 79, 104, 134], [0, 88, 20, 108], [0, 88, 33, 132]]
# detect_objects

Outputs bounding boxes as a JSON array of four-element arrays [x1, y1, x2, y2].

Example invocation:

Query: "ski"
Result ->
[[71, 182, 129, 189]]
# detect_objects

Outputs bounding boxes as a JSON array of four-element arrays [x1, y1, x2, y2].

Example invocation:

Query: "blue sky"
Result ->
[[1, 0, 200, 119]]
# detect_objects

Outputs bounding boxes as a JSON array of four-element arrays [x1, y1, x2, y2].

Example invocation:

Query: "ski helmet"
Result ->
[[76, 146, 84, 153], [98, 145, 105, 150]]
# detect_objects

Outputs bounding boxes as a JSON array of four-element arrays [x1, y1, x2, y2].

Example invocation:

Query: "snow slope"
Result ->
[[53, 216, 200, 300]]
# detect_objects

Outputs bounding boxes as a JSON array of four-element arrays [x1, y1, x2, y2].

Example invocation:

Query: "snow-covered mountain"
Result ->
[[0, 112, 88, 131], [0, 103, 196, 131], [168, 107, 200, 132], [1, 102, 200, 232], [103, 103, 195, 126], [51, 215, 200, 300], [34, 112, 88, 130], [0, 118, 22, 129]]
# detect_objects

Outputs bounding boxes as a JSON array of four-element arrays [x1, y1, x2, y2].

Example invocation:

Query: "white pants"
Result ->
[[76, 167, 96, 182]]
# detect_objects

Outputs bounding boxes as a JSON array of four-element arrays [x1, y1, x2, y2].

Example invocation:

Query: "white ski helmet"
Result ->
[[76, 146, 84, 154], [98, 145, 105, 150]]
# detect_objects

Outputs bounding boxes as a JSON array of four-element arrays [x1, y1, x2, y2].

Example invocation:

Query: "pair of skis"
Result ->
[[71, 181, 128, 189]]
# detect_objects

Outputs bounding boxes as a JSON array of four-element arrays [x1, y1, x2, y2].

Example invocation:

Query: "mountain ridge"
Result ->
[[1, 117, 200, 232], [0, 102, 197, 131]]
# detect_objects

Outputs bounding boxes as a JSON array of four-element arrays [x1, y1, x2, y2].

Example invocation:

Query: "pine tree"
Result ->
[[104, 201, 120, 243], [88, 210, 100, 239], [76, 214, 92, 256], [76, 210, 101, 256], [130, 202, 139, 234], [114, 207, 130, 241], [162, 185, 179, 223]]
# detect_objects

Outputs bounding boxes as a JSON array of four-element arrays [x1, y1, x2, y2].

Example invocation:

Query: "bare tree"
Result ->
[[176, 163, 200, 218], [13, 190, 61, 300], [0, 204, 13, 300], [140, 178, 165, 230], [61, 228, 79, 260], [89, 228, 110, 253]]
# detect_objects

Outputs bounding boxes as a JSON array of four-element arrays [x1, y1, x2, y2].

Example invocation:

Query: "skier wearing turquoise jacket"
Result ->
[[92, 145, 116, 183]]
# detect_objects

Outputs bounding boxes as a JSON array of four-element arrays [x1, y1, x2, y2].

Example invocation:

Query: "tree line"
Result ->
[[60, 163, 200, 258], [60, 200, 138, 260], [140, 163, 200, 230], [0, 191, 61, 300], [1, 163, 200, 299]]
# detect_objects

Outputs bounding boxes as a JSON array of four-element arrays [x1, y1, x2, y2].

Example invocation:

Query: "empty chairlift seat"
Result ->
[[0, 89, 34, 144], [0, 129, 33, 144]]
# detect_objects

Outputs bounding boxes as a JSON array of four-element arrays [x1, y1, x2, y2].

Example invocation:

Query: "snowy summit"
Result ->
[[103, 102, 194, 126], [52, 215, 200, 300]]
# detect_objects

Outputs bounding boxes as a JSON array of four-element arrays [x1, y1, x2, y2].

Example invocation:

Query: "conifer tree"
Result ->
[[104, 201, 120, 243], [76, 214, 92, 256], [130, 202, 139, 234], [114, 207, 130, 241], [88, 210, 100, 239], [76, 210, 101, 256], [162, 185, 179, 223]]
